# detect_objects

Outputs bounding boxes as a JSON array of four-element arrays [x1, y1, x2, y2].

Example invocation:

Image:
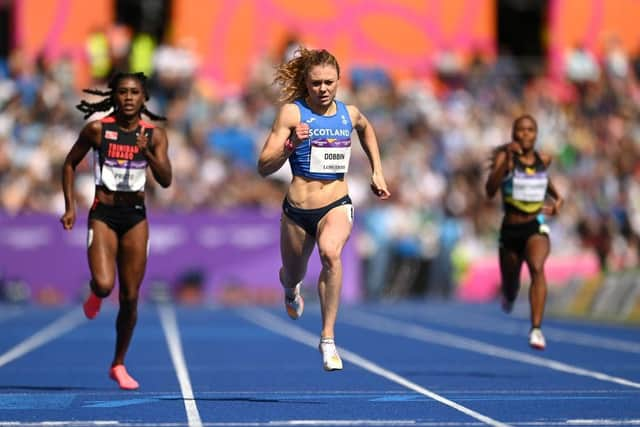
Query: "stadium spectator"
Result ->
[[1, 27, 639, 304]]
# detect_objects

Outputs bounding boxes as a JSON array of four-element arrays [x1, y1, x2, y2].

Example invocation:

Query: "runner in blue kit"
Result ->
[[258, 47, 390, 370], [485, 114, 563, 350], [60, 72, 172, 388]]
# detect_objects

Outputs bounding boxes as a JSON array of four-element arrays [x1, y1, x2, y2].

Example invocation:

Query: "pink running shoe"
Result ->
[[83, 293, 102, 319], [109, 365, 139, 390]]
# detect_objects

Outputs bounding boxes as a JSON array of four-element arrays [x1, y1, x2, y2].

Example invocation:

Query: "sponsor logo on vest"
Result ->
[[105, 130, 118, 140]]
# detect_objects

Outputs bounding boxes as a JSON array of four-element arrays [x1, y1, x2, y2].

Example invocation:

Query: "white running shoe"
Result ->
[[280, 269, 304, 320], [529, 328, 546, 350], [319, 338, 343, 371], [285, 292, 304, 320]]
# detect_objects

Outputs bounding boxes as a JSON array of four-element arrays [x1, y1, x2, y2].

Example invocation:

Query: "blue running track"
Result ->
[[0, 300, 639, 426]]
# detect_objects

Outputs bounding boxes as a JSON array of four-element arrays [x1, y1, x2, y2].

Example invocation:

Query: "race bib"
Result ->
[[310, 144, 351, 174], [512, 174, 547, 202], [100, 160, 147, 191]]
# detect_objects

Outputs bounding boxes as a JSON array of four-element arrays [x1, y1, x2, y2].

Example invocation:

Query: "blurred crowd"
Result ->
[[2, 28, 640, 299]]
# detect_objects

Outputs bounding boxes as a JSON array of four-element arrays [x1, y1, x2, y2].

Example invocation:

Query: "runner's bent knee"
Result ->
[[91, 276, 115, 297], [319, 247, 342, 271]]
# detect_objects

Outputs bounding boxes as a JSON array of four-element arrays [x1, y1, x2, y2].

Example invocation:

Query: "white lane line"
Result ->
[[537, 326, 640, 354], [377, 305, 640, 354], [238, 308, 511, 427], [157, 304, 203, 427], [0, 308, 85, 368], [2, 420, 640, 426], [344, 311, 640, 389], [566, 420, 640, 425], [0, 422, 119, 426]]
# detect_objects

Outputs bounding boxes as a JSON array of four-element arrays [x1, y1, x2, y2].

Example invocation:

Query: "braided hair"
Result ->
[[76, 72, 166, 121]]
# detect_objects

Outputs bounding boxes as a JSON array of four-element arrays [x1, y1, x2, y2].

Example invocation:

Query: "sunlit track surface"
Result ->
[[366, 302, 640, 354], [0, 301, 638, 427], [0, 305, 24, 324]]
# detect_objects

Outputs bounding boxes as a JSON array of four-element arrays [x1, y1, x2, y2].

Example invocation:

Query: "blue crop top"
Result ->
[[288, 99, 353, 180]]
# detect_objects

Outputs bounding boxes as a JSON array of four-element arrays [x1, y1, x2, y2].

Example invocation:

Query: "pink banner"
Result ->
[[457, 253, 600, 302], [171, 0, 495, 95], [13, 0, 494, 92], [548, 0, 640, 80]]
